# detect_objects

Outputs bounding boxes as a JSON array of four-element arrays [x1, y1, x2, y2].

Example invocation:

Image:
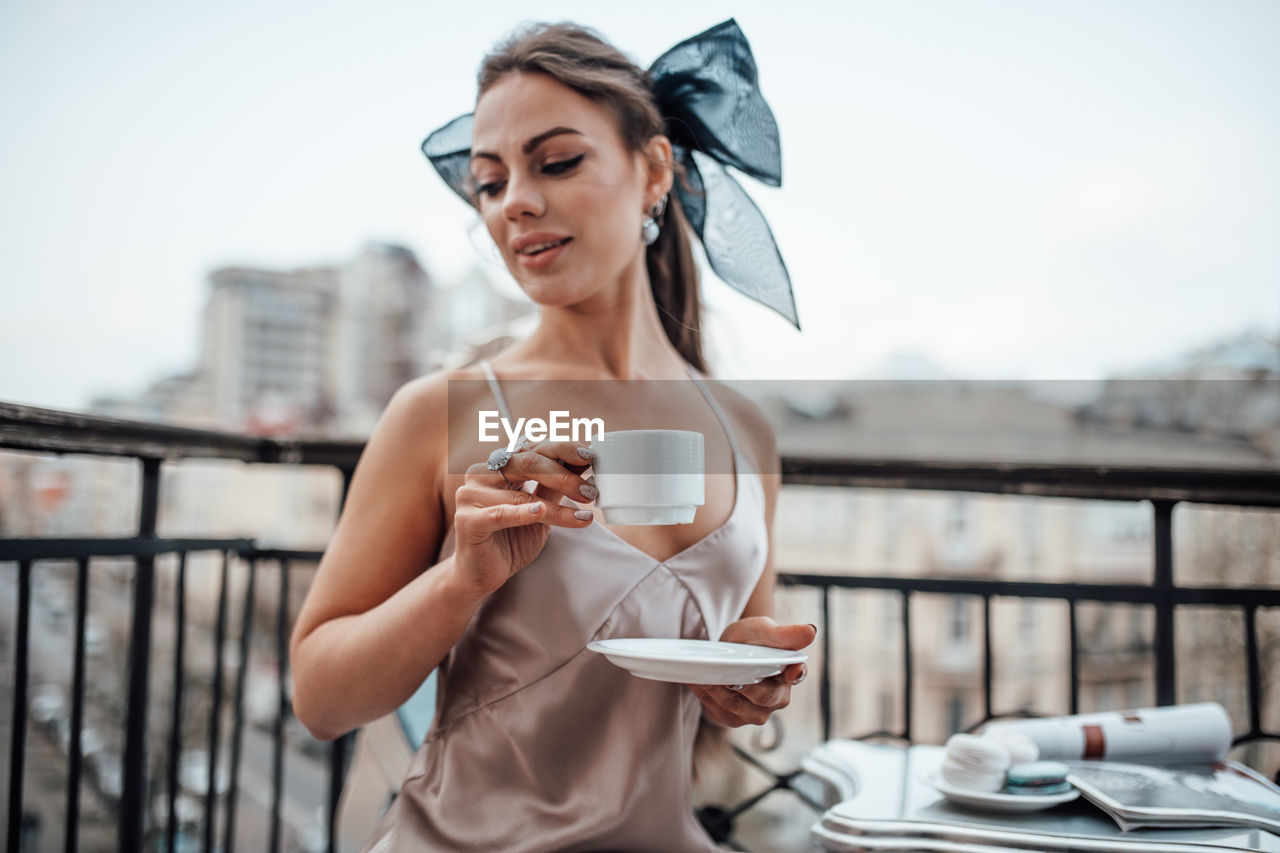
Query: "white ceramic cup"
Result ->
[[589, 429, 704, 525]]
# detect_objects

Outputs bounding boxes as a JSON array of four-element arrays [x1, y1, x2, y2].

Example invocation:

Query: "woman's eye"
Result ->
[[475, 180, 505, 198], [543, 154, 584, 175]]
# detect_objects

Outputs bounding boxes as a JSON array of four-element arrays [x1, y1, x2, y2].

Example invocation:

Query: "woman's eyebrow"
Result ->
[[471, 127, 583, 163]]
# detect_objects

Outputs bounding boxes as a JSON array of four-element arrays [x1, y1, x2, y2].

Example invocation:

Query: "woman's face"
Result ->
[[470, 72, 658, 308]]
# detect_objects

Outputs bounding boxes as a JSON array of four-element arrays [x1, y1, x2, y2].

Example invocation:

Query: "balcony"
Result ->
[[2, 401, 1279, 852]]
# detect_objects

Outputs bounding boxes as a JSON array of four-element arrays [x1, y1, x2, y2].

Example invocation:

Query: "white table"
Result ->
[[804, 742, 1280, 852]]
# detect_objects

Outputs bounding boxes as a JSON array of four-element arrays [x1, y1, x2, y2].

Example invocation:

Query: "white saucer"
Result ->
[[922, 771, 1079, 813], [587, 638, 807, 685]]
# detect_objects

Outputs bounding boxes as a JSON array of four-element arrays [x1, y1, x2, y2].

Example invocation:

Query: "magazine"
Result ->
[[814, 814, 1267, 852], [1067, 760, 1280, 833]]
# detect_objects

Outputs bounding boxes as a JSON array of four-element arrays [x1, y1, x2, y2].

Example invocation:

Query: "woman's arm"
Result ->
[[290, 373, 597, 741], [289, 375, 474, 741]]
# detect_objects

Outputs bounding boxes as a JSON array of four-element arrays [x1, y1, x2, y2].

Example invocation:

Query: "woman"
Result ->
[[290, 19, 811, 851]]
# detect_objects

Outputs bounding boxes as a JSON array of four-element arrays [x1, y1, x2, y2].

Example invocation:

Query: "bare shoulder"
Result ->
[[703, 380, 779, 477], [358, 367, 490, 486], [376, 366, 488, 437]]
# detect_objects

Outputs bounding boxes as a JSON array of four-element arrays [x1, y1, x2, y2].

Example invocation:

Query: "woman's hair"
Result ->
[[477, 23, 706, 371]]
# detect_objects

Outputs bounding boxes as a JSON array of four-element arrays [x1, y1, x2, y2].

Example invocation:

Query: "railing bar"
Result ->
[[728, 743, 784, 781], [820, 585, 832, 743], [339, 466, 355, 510], [243, 547, 324, 562], [0, 402, 364, 468], [722, 778, 788, 820], [789, 782, 826, 814], [847, 729, 912, 744], [777, 459, 1280, 507], [64, 556, 90, 853], [1234, 731, 1280, 746], [1068, 600, 1080, 715], [776, 572, 1280, 607], [902, 591, 913, 743], [326, 466, 357, 853], [1152, 500, 1176, 706], [7, 559, 32, 853], [166, 552, 188, 853], [0, 537, 255, 562], [224, 556, 257, 851], [328, 734, 352, 853], [270, 560, 290, 853], [204, 551, 232, 853], [1245, 604, 1262, 738], [982, 595, 993, 722], [120, 456, 161, 852]]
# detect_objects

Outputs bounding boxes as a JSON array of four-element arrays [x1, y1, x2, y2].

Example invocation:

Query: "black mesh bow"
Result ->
[[421, 18, 798, 328]]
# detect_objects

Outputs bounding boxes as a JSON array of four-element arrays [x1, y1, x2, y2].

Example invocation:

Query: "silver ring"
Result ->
[[486, 448, 515, 483]]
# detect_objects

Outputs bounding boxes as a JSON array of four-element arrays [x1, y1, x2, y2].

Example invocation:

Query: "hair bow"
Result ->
[[421, 18, 798, 328]]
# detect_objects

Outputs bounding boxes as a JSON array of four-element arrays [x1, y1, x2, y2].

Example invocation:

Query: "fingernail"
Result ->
[[793, 666, 807, 685], [528, 503, 543, 515], [573, 509, 593, 521], [807, 623, 818, 634], [579, 483, 598, 501], [576, 446, 594, 460]]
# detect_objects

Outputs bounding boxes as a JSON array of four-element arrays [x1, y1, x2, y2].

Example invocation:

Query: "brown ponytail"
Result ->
[[476, 22, 706, 371]]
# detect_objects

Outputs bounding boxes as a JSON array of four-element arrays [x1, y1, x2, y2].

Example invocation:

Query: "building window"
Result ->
[[1019, 599, 1036, 643], [944, 494, 972, 568], [879, 691, 893, 730], [947, 693, 966, 735], [1127, 681, 1145, 709], [1021, 501, 1040, 571], [882, 495, 900, 563], [1096, 683, 1114, 712], [950, 596, 969, 643]]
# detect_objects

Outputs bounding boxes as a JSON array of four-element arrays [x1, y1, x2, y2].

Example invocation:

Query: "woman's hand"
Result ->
[[452, 441, 597, 598], [686, 617, 817, 727]]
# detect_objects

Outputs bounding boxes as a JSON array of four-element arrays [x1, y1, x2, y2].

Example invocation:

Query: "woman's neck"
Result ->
[[509, 260, 690, 380]]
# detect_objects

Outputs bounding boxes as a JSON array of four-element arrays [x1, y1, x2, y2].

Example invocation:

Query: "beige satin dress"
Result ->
[[358, 365, 766, 852]]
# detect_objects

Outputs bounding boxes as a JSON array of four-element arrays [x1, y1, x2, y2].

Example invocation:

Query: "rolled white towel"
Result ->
[[984, 730, 1039, 765], [941, 733, 1010, 793]]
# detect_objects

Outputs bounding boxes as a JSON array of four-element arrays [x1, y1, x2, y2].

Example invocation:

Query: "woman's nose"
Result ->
[[502, 171, 545, 221]]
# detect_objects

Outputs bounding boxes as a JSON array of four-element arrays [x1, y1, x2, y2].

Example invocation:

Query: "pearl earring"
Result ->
[[642, 194, 669, 246]]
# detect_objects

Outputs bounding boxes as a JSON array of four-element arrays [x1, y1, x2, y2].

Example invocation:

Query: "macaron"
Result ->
[[941, 733, 1011, 793], [1004, 761, 1072, 796]]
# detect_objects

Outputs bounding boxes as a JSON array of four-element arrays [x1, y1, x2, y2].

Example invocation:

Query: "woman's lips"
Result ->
[[516, 238, 571, 269]]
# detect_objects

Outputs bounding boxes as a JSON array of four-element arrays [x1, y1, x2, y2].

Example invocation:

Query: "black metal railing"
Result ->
[[3, 402, 1279, 852], [2, 402, 356, 853], [693, 457, 1280, 849]]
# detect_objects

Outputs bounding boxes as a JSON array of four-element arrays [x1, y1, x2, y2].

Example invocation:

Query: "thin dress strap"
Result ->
[[479, 359, 515, 424], [485, 359, 738, 459], [684, 365, 742, 460]]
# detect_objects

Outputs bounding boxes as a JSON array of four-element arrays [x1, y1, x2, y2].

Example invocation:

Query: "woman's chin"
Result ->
[[516, 280, 593, 309]]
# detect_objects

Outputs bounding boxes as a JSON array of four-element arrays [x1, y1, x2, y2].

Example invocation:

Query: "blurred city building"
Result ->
[[89, 242, 530, 436], [52, 242, 534, 561], [764, 334, 1278, 758]]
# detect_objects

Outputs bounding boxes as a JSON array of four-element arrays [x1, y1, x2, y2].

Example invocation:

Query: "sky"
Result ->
[[2, 0, 1278, 411]]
